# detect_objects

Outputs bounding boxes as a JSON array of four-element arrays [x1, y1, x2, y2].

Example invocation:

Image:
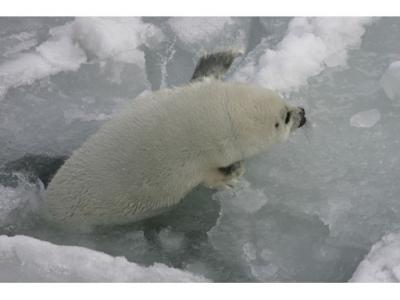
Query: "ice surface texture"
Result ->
[[381, 61, 400, 106], [0, 235, 207, 282], [350, 109, 381, 128], [1, 17, 400, 282], [351, 232, 400, 282]]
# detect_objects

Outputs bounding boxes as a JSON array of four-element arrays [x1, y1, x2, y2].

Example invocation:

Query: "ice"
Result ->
[[142, 17, 251, 89], [0, 31, 38, 58], [72, 18, 164, 65], [0, 235, 208, 282], [380, 61, 400, 106], [166, 17, 249, 54], [350, 109, 381, 128], [158, 227, 185, 252], [208, 17, 400, 282], [0, 34, 86, 98], [0, 17, 160, 164], [212, 180, 268, 214], [233, 17, 374, 92], [1, 17, 400, 282], [0, 18, 71, 61], [0, 17, 163, 99], [208, 180, 336, 281], [350, 232, 400, 282], [0, 175, 41, 230]]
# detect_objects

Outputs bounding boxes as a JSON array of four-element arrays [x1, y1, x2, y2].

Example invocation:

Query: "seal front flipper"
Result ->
[[191, 50, 243, 82], [203, 161, 245, 189]]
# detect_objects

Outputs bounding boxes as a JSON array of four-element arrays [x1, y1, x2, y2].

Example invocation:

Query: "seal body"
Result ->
[[43, 80, 305, 231]]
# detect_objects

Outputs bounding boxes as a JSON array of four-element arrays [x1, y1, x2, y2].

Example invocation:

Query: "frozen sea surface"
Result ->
[[1, 17, 400, 282]]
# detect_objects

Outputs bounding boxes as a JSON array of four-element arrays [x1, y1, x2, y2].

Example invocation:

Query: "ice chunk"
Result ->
[[72, 18, 164, 65], [0, 235, 208, 282], [350, 232, 400, 282], [350, 109, 380, 128], [380, 61, 400, 106], [233, 17, 374, 92]]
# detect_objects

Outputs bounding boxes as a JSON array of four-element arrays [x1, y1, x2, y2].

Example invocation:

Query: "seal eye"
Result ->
[[275, 123, 279, 128], [285, 111, 291, 124]]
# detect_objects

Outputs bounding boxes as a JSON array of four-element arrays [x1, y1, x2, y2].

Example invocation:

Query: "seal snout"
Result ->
[[298, 107, 306, 128]]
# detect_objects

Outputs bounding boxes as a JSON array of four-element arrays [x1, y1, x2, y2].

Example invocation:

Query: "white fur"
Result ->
[[43, 80, 298, 230]]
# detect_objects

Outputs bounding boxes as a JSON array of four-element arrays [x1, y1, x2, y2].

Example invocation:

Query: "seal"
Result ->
[[41, 51, 306, 231]]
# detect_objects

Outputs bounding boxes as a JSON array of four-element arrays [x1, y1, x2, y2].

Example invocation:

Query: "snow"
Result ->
[[167, 17, 249, 55], [0, 235, 208, 282], [380, 61, 400, 106], [168, 17, 233, 46], [0, 18, 163, 99], [208, 17, 386, 282], [350, 232, 400, 282], [1, 17, 400, 282], [72, 18, 163, 64], [233, 17, 374, 92], [0, 18, 156, 164], [0, 38, 86, 98], [350, 109, 381, 128]]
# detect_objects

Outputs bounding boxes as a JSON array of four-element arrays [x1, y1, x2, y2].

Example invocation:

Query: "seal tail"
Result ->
[[190, 50, 243, 82], [3, 154, 68, 188]]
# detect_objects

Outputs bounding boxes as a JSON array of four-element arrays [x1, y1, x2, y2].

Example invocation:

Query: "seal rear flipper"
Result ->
[[190, 50, 243, 82], [4, 154, 68, 188]]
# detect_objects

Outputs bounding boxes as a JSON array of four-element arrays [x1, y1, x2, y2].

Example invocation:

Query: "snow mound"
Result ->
[[351, 232, 400, 282], [73, 18, 163, 64], [350, 109, 380, 128], [380, 61, 400, 106], [0, 17, 162, 99], [0, 235, 208, 282], [233, 17, 374, 92]]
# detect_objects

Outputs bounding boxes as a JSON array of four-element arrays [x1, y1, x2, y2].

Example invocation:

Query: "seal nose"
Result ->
[[298, 107, 306, 128]]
